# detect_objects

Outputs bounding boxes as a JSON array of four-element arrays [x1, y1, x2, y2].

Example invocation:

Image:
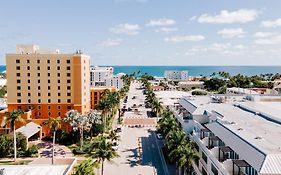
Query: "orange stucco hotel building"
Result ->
[[5, 45, 91, 136]]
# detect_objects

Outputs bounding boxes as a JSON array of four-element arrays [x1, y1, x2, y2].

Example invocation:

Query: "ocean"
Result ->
[[0, 65, 280, 77], [111, 66, 281, 77]]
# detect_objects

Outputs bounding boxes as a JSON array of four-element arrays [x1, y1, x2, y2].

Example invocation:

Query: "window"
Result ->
[[38, 93, 41, 96], [48, 80, 51, 83], [48, 106, 51, 110], [66, 60, 70, 63], [48, 86, 51, 90], [48, 112, 51, 116], [48, 73, 50, 77], [28, 99, 31, 103], [16, 59, 20, 63], [38, 99, 41, 103], [38, 86, 41, 90], [47, 60, 50, 63], [16, 73, 20, 77], [37, 66, 40, 70], [67, 105, 71, 110], [202, 151, 208, 164], [27, 66, 30, 70], [58, 112, 61, 116], [37, 73, 40, 77], [28, 79, 30, 83], [57, 60, 60, 64], [47, 66, 50, 70], [57, 106, 61, 110], [67, 66, 70, 70], [67, 79, 71, 83], [57, 79, 60, 83], [211, 164, 218, 175], [27, 60, 30, 63], [67, 99, 71, 103], [67, 73, 71, 77], [28, 86, 30, 90], [57, 66, 60, 70], [58, 93, 61, 96], [17, 86, 21, 90], [58, 99, 61, 103], [18, 106, 22, 110], [28, 93, 31, 96], [67, 86, 71, 90], [57, 73, 60, 77], [37, 60, 40, 63], [38, 80, 40, 83], [38, 106, 41, 110], [27, 73, 30, 77], [17, 99, 21, 103], [67, 93, 71, 96], [16, 66, 20, 70], [48, 99, 51, 103], [17, 93, 21, 96], [58, 86, 61, 90], [17, 79, 21, 83], [48, 93, 51, 96]]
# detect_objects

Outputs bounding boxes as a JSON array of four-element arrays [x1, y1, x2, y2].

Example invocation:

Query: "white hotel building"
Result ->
[[164, 70, 188, 81], [90, 66, 124, 89], [170, 95, 281, 175]]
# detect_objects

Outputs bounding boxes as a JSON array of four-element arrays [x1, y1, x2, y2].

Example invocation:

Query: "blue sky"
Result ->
[[1, 0, 281, 65]]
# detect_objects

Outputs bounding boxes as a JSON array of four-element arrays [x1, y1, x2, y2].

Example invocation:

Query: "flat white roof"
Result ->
[[155, 91, 191, 100], [0, 165, 69, 175]]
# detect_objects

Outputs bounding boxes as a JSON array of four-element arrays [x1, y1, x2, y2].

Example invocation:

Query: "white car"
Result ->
[[156, 133, 164, 140]]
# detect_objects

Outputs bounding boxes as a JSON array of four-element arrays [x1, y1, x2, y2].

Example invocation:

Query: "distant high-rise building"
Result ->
[[5, 45, 91, 136], [90, 66, 124, 89], [164, 70, 188, 81]]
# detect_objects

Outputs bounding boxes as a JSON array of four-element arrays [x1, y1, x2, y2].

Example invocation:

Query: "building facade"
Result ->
[[5, 45, 91, 136], [170, 95, 281, 175], [90, 86, 116, 109], [164, 70, 188, 81], [90, 66, 124, 89]]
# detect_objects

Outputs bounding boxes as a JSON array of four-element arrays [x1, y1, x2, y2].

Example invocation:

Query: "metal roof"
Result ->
[[16, 122, 41, 138]]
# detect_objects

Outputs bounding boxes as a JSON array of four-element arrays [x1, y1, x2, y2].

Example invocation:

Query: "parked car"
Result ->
[[116, 125, 122, 132], [112, 142, 119, 150]]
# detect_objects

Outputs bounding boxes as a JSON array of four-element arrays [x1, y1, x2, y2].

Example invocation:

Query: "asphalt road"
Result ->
[[103, 81, 168, 175]]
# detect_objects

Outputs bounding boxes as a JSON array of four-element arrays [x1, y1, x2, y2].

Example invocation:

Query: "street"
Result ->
[[104, 81, 168, 175]]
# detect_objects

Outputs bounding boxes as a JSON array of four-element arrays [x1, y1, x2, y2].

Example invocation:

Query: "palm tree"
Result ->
[[87, 110, 102, 138], [64, 110, 91, 148], [151, 100, 163, 120], [86, 135, 118, 175], [1, 110, 24, 162], [158, 110, 178, 137], [168, 140, 198, 175], [73, 158, 98, 175], [43, 117, 62, 165]]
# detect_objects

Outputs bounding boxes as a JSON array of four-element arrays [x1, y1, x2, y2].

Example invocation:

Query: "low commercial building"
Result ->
[[164, 70, 188, 81], [226, 87, 259, 95], [171, 95, 281, 175], [90, 86, 116, 109]]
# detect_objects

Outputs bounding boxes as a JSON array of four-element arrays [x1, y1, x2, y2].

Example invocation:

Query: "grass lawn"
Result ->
[[0, 160, 33, 165]]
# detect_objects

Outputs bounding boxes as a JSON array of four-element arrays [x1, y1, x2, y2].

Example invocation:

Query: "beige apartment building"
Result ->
[[5, 45, 91, 136]]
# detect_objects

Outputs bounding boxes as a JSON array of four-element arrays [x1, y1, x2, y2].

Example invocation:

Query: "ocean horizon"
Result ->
[[0, 65, 281, 77]]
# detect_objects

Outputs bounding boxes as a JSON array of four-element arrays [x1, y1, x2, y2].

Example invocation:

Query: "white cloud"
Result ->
[[217, 28, 245, 38], [261, 18, 281, 28], [165, 35, 205, 42], [110, 23, 140, 35], [147, 18, 176, 27], [99, 39, 122, 46], [197, 9, 258, 24], [189, 16, 197, 21], [155, 27, 178, 33], [255, 35, 281, 45], [253, 32, 278, 38]]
